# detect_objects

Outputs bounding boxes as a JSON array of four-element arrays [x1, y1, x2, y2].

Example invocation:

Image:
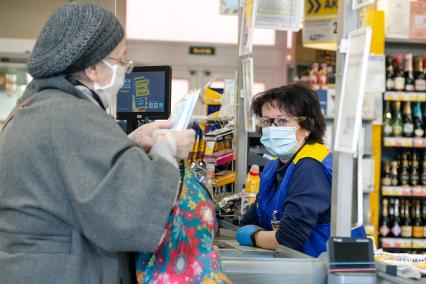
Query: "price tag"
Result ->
[[401, 138, 413, 147], [401, 185, 411, 196], [414, 137, 424, 147]]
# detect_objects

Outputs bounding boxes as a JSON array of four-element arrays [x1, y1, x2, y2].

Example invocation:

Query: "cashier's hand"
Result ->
[[236, 225, 262, 247], [128, 120, 173, 151]]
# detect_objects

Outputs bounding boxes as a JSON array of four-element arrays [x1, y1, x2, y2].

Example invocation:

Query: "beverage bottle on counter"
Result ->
[[392, 101, 403, 137], [411, 151, 420, 186], [404, 54, 415, 92], [392, 199, 402, 237], [240, 164, 260, 216], [414, 56, 426, 92], [394, 55, 406, 92], [386, 56, 395, 91], [400, 156, 410, 186], [383, 101, 393, 137], [413, 200, 423, 238], [401, 199, 413, 238], [382, 161, 392, 186], [380, 198, 391, 237], [413, 102, 424, 138], [391, 161, 399, 186], [402, 102, 414, 137]]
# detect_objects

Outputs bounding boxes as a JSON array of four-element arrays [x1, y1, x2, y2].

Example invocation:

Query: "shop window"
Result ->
[[126, 0, 275, 45]]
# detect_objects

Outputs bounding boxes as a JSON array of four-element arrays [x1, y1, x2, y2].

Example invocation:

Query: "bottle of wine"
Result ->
[[413, 200, 423, 238], [392, 101, 403, 137], [380, 198, 391, 237], [401, 199, 413, 238], [413, 102, 424, 138], [383, 101, 393, 137], [423, 200, 426, 238], [391, 161, 399, 186], [414, 56, 426, 92], [394, 55, 406, 91], [402, 102, 414, 137], [382, 161, 392, 186], [392, 199, 402, 237], [386, 56, 395, 91], [405, 54, 415, 92], [400, 156, 410, 186], [411, 151, 420, 186]]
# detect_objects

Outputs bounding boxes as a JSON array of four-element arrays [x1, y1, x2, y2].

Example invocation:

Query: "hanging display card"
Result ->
[[242, 57, 256, 132], [334, 27, 372, 154], [254, 0, 303, 31], [239, 0, 255, 56]]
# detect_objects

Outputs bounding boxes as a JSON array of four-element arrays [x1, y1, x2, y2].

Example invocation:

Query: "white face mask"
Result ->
[[93, 59, 125, 108], [260, 126, 305, 160]]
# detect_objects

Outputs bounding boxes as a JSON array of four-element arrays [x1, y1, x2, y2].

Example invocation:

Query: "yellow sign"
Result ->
[[305, 0, 338, 20]]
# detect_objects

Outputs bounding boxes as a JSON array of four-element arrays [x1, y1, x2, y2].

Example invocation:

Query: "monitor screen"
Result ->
[[116, 65, 171, 120]]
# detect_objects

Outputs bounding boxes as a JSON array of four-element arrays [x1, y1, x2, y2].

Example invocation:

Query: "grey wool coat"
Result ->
[[0, 76, 180, 283]]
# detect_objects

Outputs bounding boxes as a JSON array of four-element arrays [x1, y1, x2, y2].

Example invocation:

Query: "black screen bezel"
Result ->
[[116, 65, 172, 121]]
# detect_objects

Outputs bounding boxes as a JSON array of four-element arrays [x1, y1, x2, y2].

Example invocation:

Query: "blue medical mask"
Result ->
[[260, 126, 304, 160]]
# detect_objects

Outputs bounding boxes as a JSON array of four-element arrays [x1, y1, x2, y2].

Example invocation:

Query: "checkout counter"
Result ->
[[215, 223, 426, 284]]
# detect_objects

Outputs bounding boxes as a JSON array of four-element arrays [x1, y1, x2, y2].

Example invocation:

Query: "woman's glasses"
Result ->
[[258, 116, 307, 128], [106, 56, 134, 74]]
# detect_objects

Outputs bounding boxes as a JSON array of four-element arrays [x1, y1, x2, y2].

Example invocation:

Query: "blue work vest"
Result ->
[[255, 143, 366, 257]]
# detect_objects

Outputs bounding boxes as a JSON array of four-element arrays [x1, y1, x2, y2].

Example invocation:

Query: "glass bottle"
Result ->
[[423, 200, 426, 238], [386, 56, 395, 91], [400, 156, 410, 186], [401, 199, 413, 238], [413, 102, 424, 138], [380, 198, 391, 237], [411, 151, 420, 186], [402, 102, 414, 137], [413, 200, 423, 238], [405, 54, 415, 92], [382, 161, 392, 186], [383, 101, 393, 137], [391, 199, 402, 238], [392, 101, 403, 137], [391, 161, 399, 186], [394, 55, 406, 91], [414, 56, 426, 92]]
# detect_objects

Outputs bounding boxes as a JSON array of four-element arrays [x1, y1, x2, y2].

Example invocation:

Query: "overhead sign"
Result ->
[[189, 46, 215, 56], [302, 19, 338, 50], [334, 28, 372, 154], [305, 0, 338, 20]]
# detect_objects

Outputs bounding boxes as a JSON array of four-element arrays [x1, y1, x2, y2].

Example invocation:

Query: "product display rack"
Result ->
[[377, 39, 426, 253]]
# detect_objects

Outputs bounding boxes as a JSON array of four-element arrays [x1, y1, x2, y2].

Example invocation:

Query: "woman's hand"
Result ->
[[128, 120, 173, 151]]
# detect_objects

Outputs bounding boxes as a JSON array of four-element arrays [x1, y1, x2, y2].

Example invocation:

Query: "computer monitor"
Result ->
[[116, 65, 171, 121]]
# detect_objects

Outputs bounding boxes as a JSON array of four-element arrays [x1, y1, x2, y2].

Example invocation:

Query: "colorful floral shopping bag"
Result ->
[[136, 169, 232, 284]]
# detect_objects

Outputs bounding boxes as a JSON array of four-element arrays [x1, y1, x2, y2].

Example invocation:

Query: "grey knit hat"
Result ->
[[28, 2, 124, 79]]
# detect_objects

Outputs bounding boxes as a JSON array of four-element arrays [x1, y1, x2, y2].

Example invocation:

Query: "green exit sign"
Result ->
[[189, 46, 216, 56]]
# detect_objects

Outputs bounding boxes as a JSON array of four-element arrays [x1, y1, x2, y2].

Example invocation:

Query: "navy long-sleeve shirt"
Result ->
[[240, 158, 331, 251]]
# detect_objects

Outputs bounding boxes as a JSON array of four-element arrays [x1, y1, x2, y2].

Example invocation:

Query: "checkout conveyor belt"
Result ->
[[215, 228, 327, 284]]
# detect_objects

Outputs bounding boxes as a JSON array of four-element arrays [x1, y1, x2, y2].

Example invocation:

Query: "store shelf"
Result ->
[[384, 92, 426, 102], [381, 237, 426, 249], [383, 137, 426, 148], [385, 38, 426, 45], [382, 186, 426, 197]]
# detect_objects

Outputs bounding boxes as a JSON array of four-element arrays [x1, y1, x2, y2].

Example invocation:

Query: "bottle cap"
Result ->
[[249, 164, 260, 175]]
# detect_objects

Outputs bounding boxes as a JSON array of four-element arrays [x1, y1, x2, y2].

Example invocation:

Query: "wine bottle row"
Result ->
[[380, 198, 426, 239], [386, 54, 426, 92], [382, 150, 426, 186], [383, 101, 425, 138]]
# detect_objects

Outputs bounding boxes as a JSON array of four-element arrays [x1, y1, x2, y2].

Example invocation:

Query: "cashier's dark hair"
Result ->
[[251, 83, 325, 144]]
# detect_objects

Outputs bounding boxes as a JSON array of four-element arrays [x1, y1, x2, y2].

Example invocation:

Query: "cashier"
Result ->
[[237, 84, 366, 257]]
